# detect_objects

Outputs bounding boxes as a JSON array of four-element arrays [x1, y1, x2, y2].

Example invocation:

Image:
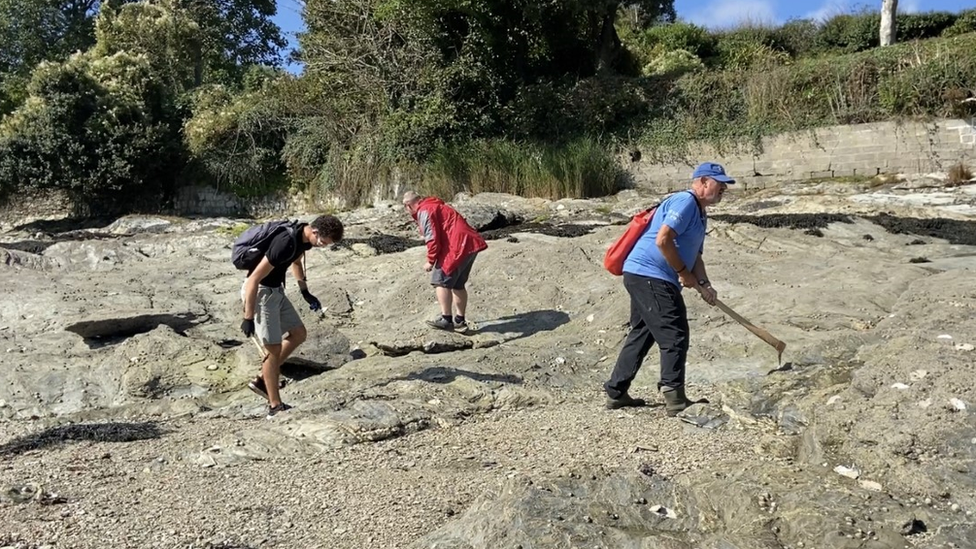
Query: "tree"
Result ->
[[0, 52, 185, 212], [297, 0, 676, 155], [880, 0, 898, 46], [184, 74, 295, 194], [178, 0, 287, 85], [0, 0, 285, 90], [0, 2, 194, 212], [0, 0, 139, 114], [93, 0, 204, 92], [0, 0, 109, 76], [592, 1, 676, 74]]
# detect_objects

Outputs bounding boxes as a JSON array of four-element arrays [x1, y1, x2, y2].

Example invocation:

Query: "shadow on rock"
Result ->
[[281, 358, 341, 381], [382, 366, 523, 386], [0, 422, 164, 457], [13, 217, 116, 234], [475, 310, 571, 340], [0, 241, 57, 254], [65, 312, 208, 348]]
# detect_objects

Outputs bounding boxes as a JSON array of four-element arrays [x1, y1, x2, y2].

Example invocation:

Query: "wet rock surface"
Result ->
[[2, 178, 976, 548]]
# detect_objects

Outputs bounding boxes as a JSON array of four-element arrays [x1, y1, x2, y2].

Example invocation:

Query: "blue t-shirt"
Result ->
[[622, 191, 706, 288]]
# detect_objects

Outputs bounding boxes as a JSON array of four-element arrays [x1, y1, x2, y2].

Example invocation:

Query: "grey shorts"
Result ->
[[241, 283, 303, 345], [431, 253, 478, 290]]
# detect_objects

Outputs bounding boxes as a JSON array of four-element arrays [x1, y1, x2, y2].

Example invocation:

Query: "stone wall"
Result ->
[[0, 189, 74, 225], [173, 186, 309, 218], [4, 118, 974, 223], [625, 118, 976, 192]]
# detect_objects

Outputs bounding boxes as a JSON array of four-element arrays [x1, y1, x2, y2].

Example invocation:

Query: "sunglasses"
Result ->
[[707, 178, 728, 192]]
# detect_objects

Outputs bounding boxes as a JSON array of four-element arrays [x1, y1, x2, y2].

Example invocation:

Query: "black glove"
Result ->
[[301, 289, 321, 312], [241, 318, 255, 337]]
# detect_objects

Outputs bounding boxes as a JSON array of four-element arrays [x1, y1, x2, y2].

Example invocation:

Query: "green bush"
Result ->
[[282, 119, 335, 188], [0, 53, 184, 213], [308, 135, 394, 208], [771, 19, 819, 57], [942, 9, 976, 37], [714, 28, 791, 69], [184, 84, 290, 197], [815, 12, 879, 53], [634, 33, 976, 160], [503, 76, 650, 141], [0, 74, 28, 117], [642, 22, 718, 58], [898, 12, 957, 40], [877, 39, 976, 117], [815, 11, 960, 54], [421, 138, 624, 200], [643, 49, 704, 77]]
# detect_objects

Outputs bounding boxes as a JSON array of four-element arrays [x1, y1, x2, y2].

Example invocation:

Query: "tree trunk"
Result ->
[[880, 0, 898, 47], [595, 10, 618, 75]]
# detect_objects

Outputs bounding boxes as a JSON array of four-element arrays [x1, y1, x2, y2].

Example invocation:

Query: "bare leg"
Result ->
[[452, 289, 468, 318], [436, 287, 453, 316], [262, 343, 283, 407], [255, 326, 307, 384], [279, 325, 307, 363]]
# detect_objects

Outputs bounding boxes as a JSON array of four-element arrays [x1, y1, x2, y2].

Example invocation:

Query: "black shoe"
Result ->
[[426, 317, 455, 331], [606, 393, 646, 410], [248, 375, 286, 400], [266, 402, 293, 419], [661, 386, 694, 417]]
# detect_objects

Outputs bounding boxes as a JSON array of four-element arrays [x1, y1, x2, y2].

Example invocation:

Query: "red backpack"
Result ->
[[603, 204, 659, 276], [603, 191, 694, 276]]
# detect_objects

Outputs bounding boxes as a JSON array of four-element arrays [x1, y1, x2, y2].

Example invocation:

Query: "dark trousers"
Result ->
[[604, 273, 690, 399]]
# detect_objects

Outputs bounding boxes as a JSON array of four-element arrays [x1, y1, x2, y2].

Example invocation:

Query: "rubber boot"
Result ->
[[605, 393, 646, 410], [661, 386, 693, 417]]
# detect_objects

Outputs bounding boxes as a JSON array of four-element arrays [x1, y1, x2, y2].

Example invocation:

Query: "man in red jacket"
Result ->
[[403, 191, 488, 331]]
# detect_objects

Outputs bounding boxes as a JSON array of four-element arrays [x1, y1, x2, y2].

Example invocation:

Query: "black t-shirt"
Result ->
[[249, 224, 311, 288]]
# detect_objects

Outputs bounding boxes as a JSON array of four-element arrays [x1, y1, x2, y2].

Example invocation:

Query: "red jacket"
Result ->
[[413, 197, 488, 275]]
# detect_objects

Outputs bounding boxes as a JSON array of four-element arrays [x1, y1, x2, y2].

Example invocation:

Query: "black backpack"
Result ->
[[231, 220, 301, 271]]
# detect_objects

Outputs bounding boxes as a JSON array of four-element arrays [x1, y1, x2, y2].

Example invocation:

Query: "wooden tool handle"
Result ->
[[715, 299, 787, 357], [250, 335, 269, 362]]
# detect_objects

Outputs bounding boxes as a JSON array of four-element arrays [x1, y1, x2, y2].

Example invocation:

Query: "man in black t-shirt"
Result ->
[[240, 215, 344, 418]]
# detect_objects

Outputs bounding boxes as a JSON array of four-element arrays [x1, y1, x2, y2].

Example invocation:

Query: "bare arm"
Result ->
[[290, 253, 309, 292], [692, 252, 717, 305], [691, 253, 709, 285], [243, 258, 274, 319]]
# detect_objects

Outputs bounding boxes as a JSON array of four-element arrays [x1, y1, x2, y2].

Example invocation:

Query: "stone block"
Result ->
[[807, 170, 835, 179]]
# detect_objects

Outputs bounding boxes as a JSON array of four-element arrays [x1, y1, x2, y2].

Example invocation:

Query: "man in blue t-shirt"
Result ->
[[604, 162, 735, 416]]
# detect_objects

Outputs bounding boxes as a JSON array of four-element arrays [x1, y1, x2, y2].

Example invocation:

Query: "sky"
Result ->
[[272, 0, 974, 72]]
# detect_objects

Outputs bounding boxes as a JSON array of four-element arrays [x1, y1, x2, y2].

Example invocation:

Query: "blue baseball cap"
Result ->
[[692, 162, 735, 184]]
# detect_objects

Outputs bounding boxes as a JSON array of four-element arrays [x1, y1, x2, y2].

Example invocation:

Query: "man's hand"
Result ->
[[301, 289, 322, 312], [424, 262, 434, 272], [241, 318, 255, 337], [697, 283, 717, 306], [678, 269, 697, 288]]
